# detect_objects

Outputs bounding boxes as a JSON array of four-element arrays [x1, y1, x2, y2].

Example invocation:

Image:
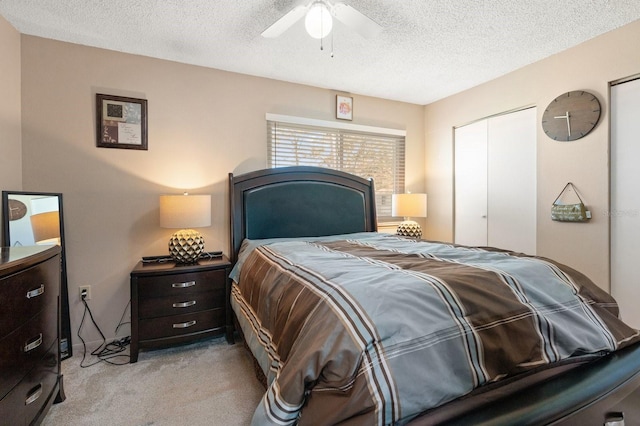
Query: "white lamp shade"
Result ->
[[160, 194, 211, 229], [30, 211, 60, 244], [305, 2, 333, 39], [392, 193, 427, 218]]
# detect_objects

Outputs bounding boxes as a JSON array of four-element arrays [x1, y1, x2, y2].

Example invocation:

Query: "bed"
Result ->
[[228, 166, 640, 425]]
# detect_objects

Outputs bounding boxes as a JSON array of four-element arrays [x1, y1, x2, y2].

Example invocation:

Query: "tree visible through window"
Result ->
[[267, 120, 405, 219]]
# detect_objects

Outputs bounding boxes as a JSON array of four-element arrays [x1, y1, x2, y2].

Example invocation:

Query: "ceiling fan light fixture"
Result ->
[[305, 2, 333, 39]]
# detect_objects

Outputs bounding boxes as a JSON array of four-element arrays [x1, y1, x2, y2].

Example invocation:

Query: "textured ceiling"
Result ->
[[2, 0, 640, 105]]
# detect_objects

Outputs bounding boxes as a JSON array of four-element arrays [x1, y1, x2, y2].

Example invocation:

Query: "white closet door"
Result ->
[[487, 108, 537, 254], [454, 108, 536, 254], [611, 79, 640, 329], [454, 120, 488, 246]]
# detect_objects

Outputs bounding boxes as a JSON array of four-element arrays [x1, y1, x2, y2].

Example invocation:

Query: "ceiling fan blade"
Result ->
[[332, 3, 382, 39], [261, 5, 309, 38]]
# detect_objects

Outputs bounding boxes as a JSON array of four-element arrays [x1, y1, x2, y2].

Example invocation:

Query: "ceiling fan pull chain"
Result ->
[[320, 4, 325, 50], [331, 30, 334, 57]]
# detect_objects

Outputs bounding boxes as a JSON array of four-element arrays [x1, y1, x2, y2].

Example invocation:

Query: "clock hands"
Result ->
[[554, 111, 571, 137]]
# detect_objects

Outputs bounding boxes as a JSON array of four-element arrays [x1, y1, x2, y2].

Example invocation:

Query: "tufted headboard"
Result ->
[[229, 166, 377, 264]]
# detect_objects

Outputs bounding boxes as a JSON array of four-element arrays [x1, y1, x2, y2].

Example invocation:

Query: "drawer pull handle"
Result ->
[[173, 320, 196, 329], [26, 284, 45, 299], [173, 300, 197, 308], [24, 333, 43, 353], [605, 413, 625, 426], [25, 383, 43, 405], [172, 280, 196, 288]]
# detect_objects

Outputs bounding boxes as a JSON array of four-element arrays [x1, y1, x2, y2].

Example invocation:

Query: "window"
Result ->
[[266, 114, 405, 219]]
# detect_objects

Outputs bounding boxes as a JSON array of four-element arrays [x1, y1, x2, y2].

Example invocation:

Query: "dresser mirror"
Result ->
[[1, 191, 72, 360]]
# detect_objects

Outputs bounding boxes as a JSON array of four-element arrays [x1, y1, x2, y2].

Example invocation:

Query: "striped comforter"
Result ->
[[229, 233, 640, 425]]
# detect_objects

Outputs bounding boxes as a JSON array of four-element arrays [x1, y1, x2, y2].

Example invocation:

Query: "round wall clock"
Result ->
[[8, 199, 27, 221], [541, 90, 601, 141]]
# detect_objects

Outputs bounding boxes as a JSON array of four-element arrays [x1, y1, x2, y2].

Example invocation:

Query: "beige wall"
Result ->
[[0, 15, 22, 232], [20, 36, 425, 345], [424, 19, 640, 291]]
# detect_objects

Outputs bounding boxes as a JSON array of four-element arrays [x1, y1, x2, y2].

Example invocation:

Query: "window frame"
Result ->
[[266, 113, 406, 221]]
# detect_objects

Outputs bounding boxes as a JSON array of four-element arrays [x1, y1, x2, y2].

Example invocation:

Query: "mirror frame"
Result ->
[[2, 190, 72, 360]]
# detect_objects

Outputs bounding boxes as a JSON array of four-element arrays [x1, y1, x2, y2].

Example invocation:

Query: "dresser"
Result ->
[[130, 256, 232, 362], [0, 245, 65, 425]]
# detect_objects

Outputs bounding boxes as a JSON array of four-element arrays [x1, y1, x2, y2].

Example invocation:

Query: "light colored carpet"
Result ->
[[43, 337, 264, 426]]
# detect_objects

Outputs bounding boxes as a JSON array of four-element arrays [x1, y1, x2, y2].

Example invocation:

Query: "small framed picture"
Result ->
[[336, 95, 353, 121], [96, 94, 148, 150]]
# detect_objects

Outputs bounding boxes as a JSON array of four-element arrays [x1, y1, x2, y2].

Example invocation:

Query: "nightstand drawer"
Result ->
[[137, 269, 225, 299], [0, 343, 58, 426], [138, 308, 225, 341], [0, 307, 58, 400], [0, 258, 58, 338], [138, 288, 225, 319]]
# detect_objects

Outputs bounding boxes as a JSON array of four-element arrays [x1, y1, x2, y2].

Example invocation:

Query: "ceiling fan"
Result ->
[[261, 0, 382, 40]]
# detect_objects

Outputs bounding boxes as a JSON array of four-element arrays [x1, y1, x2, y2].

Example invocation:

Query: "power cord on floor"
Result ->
[[77, 292, 130, 367]]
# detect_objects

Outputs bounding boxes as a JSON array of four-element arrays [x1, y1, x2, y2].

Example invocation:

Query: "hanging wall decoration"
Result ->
[[551, 182, 591, 222], [336, 95, 353, 120], [96, 93, 148, 150]]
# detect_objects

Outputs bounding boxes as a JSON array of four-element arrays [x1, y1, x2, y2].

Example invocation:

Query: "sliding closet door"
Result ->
[[454, 108, 536, 254], [454, 120, 488, 247], [487, 108, 537, 254], [611, 78, 640, 328]]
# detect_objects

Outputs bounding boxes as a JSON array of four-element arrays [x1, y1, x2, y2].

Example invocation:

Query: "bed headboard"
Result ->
[[229, 166, 377, 263]]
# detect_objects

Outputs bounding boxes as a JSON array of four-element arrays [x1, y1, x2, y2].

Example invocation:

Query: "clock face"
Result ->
[[8, 199, 28, 221], [542, 91, 601, 141]]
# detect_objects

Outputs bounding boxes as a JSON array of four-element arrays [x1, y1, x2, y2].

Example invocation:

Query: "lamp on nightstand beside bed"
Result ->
[[159, 193, 211, 264], [392, 193, 427, 239]]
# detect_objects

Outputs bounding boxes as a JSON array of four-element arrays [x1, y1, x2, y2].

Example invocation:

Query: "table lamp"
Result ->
[[392, 193, 427, 238], [30, 211, 61, 245], [160, 193, 211, 264]]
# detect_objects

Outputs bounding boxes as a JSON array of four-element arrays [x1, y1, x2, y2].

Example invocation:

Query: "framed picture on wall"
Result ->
[[96, 94, 148, 150], [336, 95, 353, 120]]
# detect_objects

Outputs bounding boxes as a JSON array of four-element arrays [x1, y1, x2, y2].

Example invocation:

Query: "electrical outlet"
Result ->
[[79, 285, 91, 300]]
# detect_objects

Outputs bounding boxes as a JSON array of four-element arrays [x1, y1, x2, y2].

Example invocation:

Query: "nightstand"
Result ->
[[129, 255, 233, 363]]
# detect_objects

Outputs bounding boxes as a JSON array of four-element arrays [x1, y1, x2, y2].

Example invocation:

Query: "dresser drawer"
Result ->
[[0, 306, 58, 400], [137, 269, 225, 299], [138, 308, 225, 341], [0, 343, 58, 426], [138, 287, 225, 319], [0, 257, 58, 338]]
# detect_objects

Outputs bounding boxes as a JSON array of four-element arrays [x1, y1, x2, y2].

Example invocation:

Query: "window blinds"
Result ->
[[267, 120, 405, 218]]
